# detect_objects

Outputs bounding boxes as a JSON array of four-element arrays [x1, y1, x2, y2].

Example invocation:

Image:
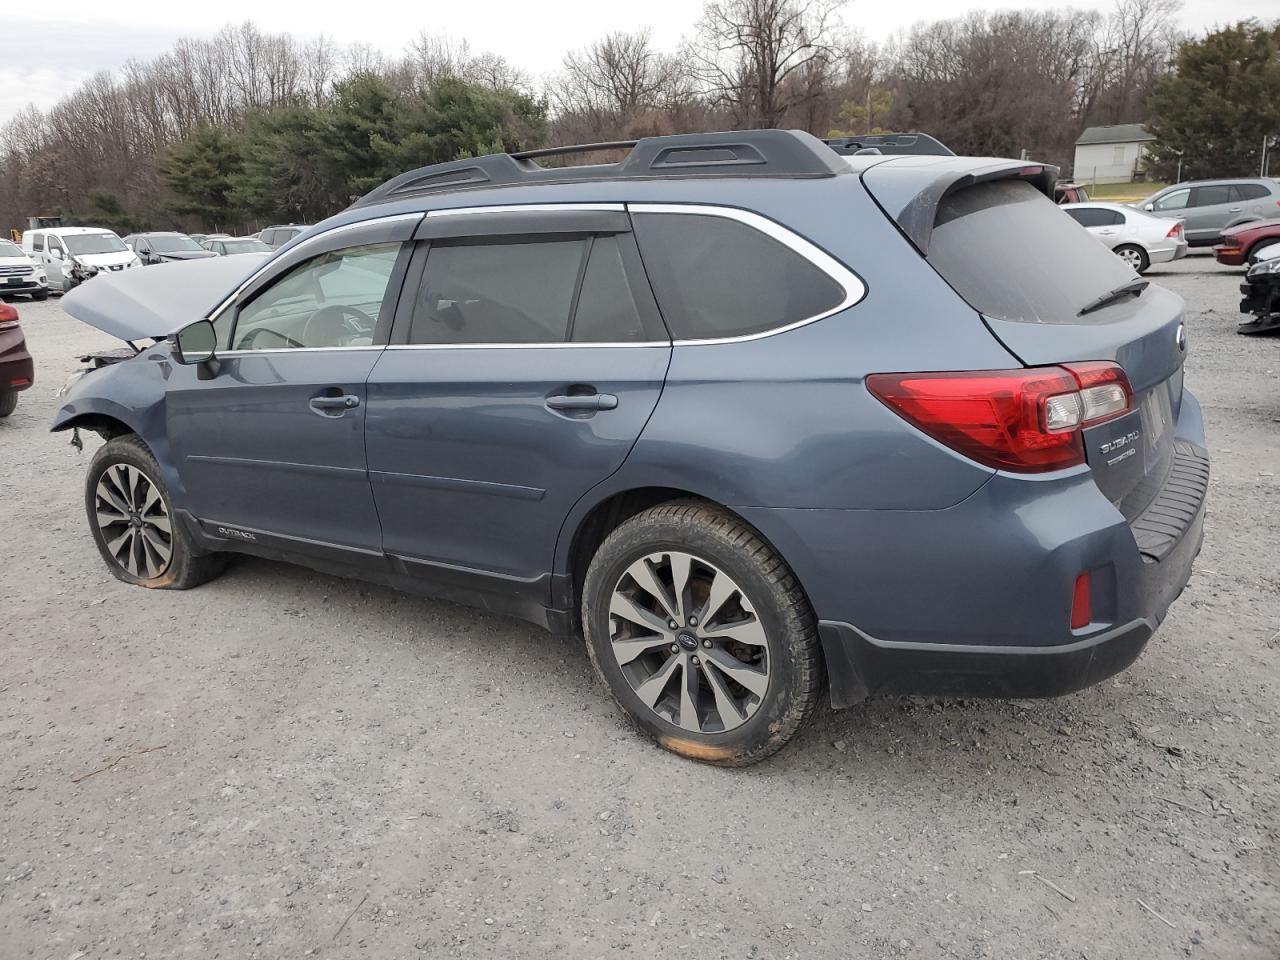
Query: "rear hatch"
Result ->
[[863, 160, 1187, 522]]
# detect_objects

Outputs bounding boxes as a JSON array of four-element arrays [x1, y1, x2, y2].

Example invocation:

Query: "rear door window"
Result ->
[[927, 179, 1136, 325], [632, 211, 846, 340], [1189, 185, 1230, 207], [30, 234, 44, 253], [409, 238, 586, 344], [1065, 208, 1115, 228]]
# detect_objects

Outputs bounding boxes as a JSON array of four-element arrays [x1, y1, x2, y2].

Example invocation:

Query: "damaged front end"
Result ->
[[1238, 257, 1280, 336]]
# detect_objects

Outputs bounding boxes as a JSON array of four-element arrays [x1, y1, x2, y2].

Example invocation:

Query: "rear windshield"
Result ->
[[928, 180, 1135, 324]]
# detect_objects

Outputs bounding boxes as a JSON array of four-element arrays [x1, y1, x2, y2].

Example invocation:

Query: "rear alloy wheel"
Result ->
[[1114, 243, 1149, 274], [583, 501, 823, 766], [86, 435, 224, 589], [608, 551, 770, 735]]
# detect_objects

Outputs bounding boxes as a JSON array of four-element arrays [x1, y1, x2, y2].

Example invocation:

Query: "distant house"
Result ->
[[1073, 124, 1157, 184]]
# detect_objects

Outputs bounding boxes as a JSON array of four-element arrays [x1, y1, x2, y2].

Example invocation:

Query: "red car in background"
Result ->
[[0, 301, 34, 417], [1215, 218, 1280, 267]]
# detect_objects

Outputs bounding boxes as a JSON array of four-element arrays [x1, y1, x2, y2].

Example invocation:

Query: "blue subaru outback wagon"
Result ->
[[53, 131, 1208, 765]]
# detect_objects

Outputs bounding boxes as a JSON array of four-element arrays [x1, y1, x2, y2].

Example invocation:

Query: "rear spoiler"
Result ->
[[857, 156, 1059, 256]]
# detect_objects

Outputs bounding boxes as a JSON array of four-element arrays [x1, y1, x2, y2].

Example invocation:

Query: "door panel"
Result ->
[[365, 345, 669, 588], [167, 349, 385, 553]]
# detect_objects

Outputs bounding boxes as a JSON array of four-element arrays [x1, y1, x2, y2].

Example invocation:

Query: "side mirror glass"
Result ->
[[174, 319, 217, 365]]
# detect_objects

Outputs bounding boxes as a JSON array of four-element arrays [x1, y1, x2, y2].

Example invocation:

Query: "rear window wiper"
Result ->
[[1078, 279, 1149, 316]]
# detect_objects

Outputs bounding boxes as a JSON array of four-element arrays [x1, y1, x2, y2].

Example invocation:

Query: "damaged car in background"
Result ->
[[1237, 243, 1280, 335]]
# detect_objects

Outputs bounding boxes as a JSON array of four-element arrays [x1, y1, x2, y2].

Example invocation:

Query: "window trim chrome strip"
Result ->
[[424, 203, 626, 217], [382, 342, 670, 351]]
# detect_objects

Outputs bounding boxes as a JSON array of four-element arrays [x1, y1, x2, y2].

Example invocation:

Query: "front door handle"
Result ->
[[1227, 206, 1242, 213], [309, 394, 360, 414], [546, 393, 618, 412]]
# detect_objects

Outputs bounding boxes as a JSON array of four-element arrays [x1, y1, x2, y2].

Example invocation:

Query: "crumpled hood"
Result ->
[[62, 253, 270, 341]]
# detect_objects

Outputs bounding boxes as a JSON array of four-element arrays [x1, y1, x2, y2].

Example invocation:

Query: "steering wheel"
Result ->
[[238, 326, 305, 350], [302, 304, 374, 347]]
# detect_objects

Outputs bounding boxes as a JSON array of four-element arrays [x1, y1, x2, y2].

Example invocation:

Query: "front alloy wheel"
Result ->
[[85, 434, 225, 589], [93, 463, 173, 579]]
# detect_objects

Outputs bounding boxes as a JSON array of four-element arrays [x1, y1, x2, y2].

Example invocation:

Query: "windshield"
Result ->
[[63, 233, 128, 256], [150, 234, 203, 253], [223, 239, 271, 254], [0, 239, 24, 258], [928, 179, 1136, 324]]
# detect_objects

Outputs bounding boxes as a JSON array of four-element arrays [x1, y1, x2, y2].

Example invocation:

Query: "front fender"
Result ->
[[49, 347, 189, 508]]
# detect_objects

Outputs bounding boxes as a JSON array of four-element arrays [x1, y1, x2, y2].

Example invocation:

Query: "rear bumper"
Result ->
[[816, 473, 1204, 704], [1149, 241, 1188, 264], [1213, 243, 1245, 266], [740, 390, 1209, 708], [0, 329, 33, 392]]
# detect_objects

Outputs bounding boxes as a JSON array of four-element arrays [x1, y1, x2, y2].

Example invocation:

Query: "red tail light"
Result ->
[[866, 363, 1133, 473], [0, 303, 18, 330], [1166, 223, 1183, 238]]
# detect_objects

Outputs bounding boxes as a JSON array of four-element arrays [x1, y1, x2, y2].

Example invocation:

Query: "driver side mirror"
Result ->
[[50, 248, 63, 260], [174, 319, 218, 365]]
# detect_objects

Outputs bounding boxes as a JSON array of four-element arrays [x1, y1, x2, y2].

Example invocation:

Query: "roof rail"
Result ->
[[823, 133, 954, 157], [350, 129, 849, 209]]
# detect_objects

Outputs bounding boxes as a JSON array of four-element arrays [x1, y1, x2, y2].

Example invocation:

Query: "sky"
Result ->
[[4, 0, 1276, 125]]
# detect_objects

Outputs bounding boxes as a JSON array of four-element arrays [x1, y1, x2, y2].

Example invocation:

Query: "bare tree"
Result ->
[[685, 0, 844, 127]]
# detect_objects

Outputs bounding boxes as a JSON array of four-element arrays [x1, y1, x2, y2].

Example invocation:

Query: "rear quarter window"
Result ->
[[928, 180, 1136, 324], [632, 211, 846, 341]]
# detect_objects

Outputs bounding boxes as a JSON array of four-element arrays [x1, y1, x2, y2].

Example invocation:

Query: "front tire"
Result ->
[[582, 501, 823, 766], [31, 290, 49, 301], [0, 391, 16, 417], [1115, 243, 1150, 274], [85, 435, 224, 589]]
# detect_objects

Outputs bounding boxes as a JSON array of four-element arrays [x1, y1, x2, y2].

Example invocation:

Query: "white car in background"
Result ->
[[21, 226, 140, 293], [1062, 201, 1188, 274], [0, 237, 49, 301]]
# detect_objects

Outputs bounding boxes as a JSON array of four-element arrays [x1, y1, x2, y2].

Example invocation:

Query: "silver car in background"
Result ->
[[1137, 178, 1280, 246], [1062, 201, 1188, 274]]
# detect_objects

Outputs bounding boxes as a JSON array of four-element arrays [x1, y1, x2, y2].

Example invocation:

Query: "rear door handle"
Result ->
[[546, 394, 618, 411], [1228, 206, 1242, 212], [310, 394, 360, 413]]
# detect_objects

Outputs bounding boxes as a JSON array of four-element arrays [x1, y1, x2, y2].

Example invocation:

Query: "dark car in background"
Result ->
[[201, 237, 272, 256], [1214, 218, 1280, 267], [124, 233, 218, 265], [52, 131, 1208, 766], [0, 301, 33, 417], [257, 225, 310, 249]]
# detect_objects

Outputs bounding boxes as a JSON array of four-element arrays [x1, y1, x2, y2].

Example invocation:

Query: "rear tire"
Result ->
[[0, 391, 16, 417], [582, 500, 823, 766], [1115, 244, 1150, 274], [85, 434, 225, 589]]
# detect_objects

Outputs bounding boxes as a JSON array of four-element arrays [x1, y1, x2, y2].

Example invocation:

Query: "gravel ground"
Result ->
[[1, 253, 1277, 959]]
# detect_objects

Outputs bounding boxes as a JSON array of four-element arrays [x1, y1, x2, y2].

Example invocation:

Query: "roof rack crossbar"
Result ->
[[349, 129, 850, 209]]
